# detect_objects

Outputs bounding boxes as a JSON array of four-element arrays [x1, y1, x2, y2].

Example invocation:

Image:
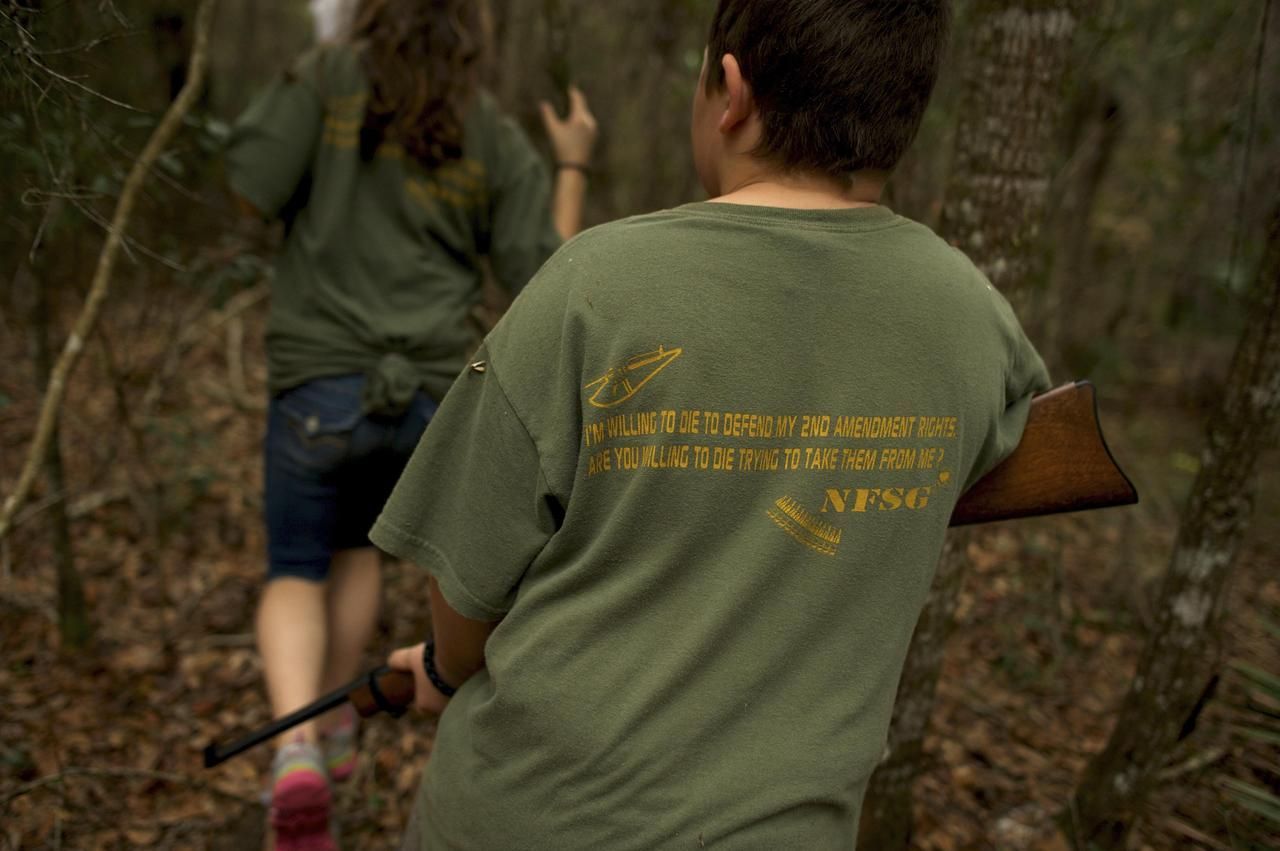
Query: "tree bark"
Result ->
[[1068, 197, 1280, 847], [858, 2, 1087, 846], [27, 263, 91, 649], [939, 0, 1086, 325], [858, 536, 967, 848]]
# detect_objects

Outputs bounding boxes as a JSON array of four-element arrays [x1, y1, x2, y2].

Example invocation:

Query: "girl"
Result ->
[[226, 2, 597, 847]]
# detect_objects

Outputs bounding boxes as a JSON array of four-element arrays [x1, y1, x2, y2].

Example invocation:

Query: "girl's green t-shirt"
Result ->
[[227, 46, 561, 402], [372, 203, 1051, 849]]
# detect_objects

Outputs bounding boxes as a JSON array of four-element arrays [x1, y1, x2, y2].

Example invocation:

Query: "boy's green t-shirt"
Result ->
[[226, 46, 561, 401], [371, 203, 1050, 849]]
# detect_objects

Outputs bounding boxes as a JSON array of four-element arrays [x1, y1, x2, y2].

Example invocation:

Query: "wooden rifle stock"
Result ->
[[950, 381, 1138, 526]]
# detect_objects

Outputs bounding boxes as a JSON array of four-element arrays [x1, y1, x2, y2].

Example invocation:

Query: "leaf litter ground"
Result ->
[[1, 298, 1276, 850]]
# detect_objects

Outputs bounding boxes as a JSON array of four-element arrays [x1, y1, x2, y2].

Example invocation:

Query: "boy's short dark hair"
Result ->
[[706, 0, 951, 178]]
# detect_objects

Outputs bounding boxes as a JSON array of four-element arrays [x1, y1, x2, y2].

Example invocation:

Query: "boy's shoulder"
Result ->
[[511, 208, 687, 282], [484, 211, 687, 346], [551, 207, 693, 259], [499, 204, 1008, 336], [541, 205, 986, 288]]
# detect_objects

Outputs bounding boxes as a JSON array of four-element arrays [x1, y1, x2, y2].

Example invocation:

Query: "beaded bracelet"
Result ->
[[423, 640, 458, 698]]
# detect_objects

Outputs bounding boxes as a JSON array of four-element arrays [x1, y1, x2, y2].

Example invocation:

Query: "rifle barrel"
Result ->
[[203, 672, 366, 768]]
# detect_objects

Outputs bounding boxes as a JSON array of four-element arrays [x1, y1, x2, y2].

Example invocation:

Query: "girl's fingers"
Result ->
[[568, 87, 594, 123]]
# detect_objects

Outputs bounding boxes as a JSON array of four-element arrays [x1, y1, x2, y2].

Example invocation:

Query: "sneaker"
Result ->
[[270, 738, 337, 851], [321, 704, 358, 783]]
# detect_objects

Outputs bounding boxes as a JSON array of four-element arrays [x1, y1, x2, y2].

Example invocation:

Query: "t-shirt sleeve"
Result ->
[[370, 347, 561, 620], [962, 298, 1053, 491], [485, 117, 563, 295], [225, 53, 324, 220]]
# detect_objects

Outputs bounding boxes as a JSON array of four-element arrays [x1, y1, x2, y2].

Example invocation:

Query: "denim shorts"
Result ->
[[264, 374, 438, 582]]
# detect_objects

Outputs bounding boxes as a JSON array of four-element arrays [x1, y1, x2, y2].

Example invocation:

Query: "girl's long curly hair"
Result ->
[[350, 0, 489, 169]]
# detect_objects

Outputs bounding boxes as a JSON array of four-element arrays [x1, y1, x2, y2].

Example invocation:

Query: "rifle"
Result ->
[[203, 381, 1136, 766], [202, 666, 413, 768], [950, 380, 1138, 526]]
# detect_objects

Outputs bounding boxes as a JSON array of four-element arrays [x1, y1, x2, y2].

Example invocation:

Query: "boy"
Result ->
[[375, 0, 1050, 846]]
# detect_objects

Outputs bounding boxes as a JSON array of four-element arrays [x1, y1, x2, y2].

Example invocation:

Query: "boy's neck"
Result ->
[[709, 164, 885, 210]]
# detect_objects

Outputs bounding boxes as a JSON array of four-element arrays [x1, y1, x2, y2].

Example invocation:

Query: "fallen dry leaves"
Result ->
[[1, 294, 1277, 850]]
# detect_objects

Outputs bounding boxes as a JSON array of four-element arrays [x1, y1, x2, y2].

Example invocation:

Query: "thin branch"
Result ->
[[1161, 818, 1234, 851], [97, 125, 234, 214], [22, 186, 189, 273], [0, 7, 35, 42], [66, 194, 188, 273], [1225, 0, 1273, 290], [22, 51, 146, 114], [225, 316, 265, 411], [1156, 747, 1228, 782], [0, 0, 219, 542], [0, 766, 257, 807], [8, 468, 216, 532], [139, 284, 268, 417], [37, 28, 139, 57]]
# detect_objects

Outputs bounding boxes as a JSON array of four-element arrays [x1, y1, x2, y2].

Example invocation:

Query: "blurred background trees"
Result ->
[[0, 0, 1276, 847], [861, 2, 1093, 846]]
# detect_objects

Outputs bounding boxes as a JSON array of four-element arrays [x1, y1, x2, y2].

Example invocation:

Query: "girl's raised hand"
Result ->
[[540, 86, 598, 167]]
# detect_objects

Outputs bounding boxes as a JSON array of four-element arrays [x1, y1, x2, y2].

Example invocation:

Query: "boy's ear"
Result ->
[[717, 53, 754, 135]]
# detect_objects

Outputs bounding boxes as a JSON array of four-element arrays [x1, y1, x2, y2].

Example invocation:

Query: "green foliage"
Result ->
[[1219, 621, 1280, 833], [1221, 777, 1280, 825], [1232, 660, 1280, 698], [0, 112, 44, 173]]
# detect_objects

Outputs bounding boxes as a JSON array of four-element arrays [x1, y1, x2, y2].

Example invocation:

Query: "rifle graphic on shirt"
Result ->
[[202, 381, 1136, 765], [583, 346, 684, 409]]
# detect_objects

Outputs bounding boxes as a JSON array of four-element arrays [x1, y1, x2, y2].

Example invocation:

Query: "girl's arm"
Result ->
[[540, 86, 598, 240]]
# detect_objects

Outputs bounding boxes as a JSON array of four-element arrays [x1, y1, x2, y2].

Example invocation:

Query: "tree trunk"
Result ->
[[27, 263, 91, 649], [858, 536, 967, 848], [858, 2, 1087, 846], [1069, 198, 1280, 847], [1045, 84, 1124, 371], [12, 28, 89, 646], [939, 0, 1086, 325]]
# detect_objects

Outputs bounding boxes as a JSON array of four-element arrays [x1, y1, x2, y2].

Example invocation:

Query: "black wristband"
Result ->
[[556, 162, 591, 175], [423, 641, 458, 698]]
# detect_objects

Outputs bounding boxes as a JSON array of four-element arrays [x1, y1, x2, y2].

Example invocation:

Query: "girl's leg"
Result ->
[[255, 555, 378, 745], [320, 547, 382, 693], [260, 376, 366, 850], [315, 548, 382, 781], [256, 577, 329, 743], [256, 577, 337, 848], [260, 375, 366, 736]]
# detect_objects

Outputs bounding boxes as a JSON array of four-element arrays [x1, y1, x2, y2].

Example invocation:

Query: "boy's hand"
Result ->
[[540, 86, 598, 166], [387, 643, 452, 715]]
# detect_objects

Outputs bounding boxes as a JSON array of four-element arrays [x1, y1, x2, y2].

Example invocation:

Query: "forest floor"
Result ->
[[0, 293, 1276, 851]]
